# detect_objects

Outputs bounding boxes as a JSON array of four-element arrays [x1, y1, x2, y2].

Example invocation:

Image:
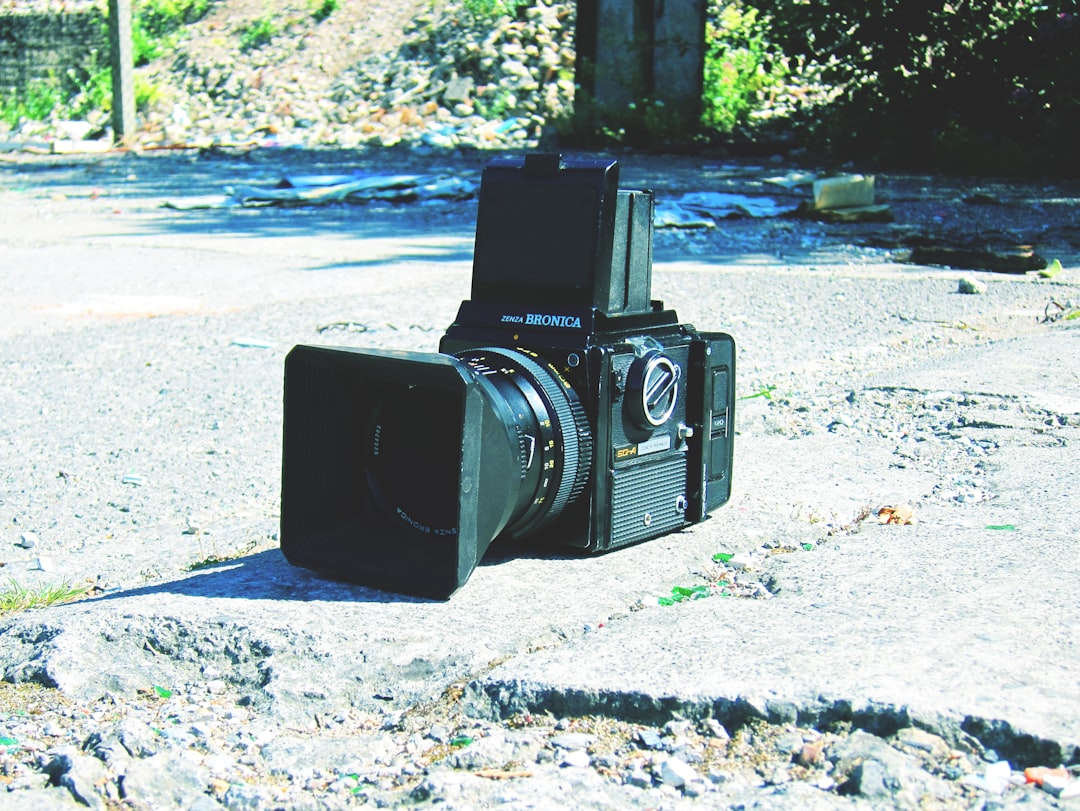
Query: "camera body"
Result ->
[[281, 155, 735, 599]]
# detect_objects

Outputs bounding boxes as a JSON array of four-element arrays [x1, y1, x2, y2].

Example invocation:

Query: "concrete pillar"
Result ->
[[652, 0, 707, 117], [575, 0, 706, 134], [108, 0, 135, 143]]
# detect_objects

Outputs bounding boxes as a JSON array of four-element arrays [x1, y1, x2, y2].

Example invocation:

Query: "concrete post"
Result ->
[[652, 0, 707, 118], [575, 0, 706, 136], [108, 0, 135, 143]]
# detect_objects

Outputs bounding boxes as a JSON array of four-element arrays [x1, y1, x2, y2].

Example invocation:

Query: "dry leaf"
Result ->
[[878, 504, 915, 525]]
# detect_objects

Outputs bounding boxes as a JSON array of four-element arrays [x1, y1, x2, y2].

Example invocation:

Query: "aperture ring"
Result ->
[[466, 347, 593, 537]]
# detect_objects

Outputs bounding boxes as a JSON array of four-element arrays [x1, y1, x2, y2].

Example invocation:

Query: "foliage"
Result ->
[[1, 0, 207, 127], [238, 16, 279, 51], [701, 3, 787, 134], [311, 0, 338, 23], [1, 74, 67, 126], [577, 1, 790, 147], [0, 579, 90, 616], [742, 0, 1080, 172], [130, 0, 213, 65], [462, 0, 531, 19]]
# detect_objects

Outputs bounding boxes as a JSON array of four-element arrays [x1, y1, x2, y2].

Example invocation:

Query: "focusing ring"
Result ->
[[470, 347, 593, 536]]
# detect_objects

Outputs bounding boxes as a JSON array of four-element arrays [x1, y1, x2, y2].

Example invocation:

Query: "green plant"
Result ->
[[0, 579, 90, 616], [1, 74, 69, 126], [311, 0, 338, 23], [701, 3, 787, 134], [238, 16, 279, 51], [135, 0, 212, 38], [124, 0, 214, 66], [462, 0, 530, 19], [744, 0, 1080, 172], [473, 87, 516, 119]]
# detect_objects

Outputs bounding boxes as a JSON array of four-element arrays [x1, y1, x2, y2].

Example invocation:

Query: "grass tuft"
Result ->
[[0, 579, 91, 617]]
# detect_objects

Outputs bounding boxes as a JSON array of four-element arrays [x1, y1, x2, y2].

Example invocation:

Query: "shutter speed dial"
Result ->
[[626, 350, 680, 429]]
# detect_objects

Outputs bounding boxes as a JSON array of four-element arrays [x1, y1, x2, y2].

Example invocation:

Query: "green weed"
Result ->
[[238, 16, 279, 51], [1, 75, 67, 126], [701, 3, 787, 134], [738, 384, 776, 401], [311, 0, 338, 23], [462, 0, 529, 19], [0, 579, 90, 617]]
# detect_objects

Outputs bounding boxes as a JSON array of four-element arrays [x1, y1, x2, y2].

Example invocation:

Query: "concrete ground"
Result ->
[[0, 148, 1077, 807]]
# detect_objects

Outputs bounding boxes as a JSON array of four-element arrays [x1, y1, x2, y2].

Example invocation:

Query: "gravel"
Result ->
[[3, 679, 1074, 809]]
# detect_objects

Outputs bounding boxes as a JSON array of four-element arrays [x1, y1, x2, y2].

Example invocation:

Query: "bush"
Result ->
[[131, 0, 213, 65], [743, 0, 1080, 172], [701, 3, 787, 134]]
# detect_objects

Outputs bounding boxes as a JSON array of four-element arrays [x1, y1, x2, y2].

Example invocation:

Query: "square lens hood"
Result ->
[[280, 345, 519, 599]]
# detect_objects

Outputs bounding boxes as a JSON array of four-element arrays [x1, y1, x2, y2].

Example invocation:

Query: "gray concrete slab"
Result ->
[[468, 333, 1080, 763], [1, 152, 1078, 807]]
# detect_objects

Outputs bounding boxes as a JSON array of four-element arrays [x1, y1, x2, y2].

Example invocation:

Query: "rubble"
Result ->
[[27, 0, 578, 153]]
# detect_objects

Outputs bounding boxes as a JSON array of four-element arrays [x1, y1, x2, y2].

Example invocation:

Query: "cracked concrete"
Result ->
[[0, 150, 1078, 805]]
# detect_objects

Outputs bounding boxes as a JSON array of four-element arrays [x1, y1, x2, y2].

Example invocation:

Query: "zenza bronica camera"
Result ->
[[280, 154, 735, 598]]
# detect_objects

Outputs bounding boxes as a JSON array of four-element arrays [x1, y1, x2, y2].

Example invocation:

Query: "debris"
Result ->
[[813, 175, 876, 210], [652, 202, 716, 229], [907, 244, 1047, 273], [474, 768, 533, 780], [726, 552, 757, 570], [550, 733, 595, 751], [54, 120, 96, 140], [958, 277, 987, 295], [808, 204, 894, 224], [653, 192, 799, 228], [231, 338, 275, 349], [703, 719, 729, 740], [51, 139, 112, 155], [670, 585, 710, 601], [1025, 766, 1073, 797], [636, 728, 663, 750], [121, 474, 145, 486], [877, 504, 915, 525], [1041, 298, 1080, 323], [798, 738, 826, 767], [16, 532, 38, 549], [961, 760, 1014, 795], [795, 174, 893, 222], [559, 749, 591, 768], [30, 556, 54, 572], [1039, 258, 1063, 279], [658, 756, 699, 788], [164, 173, 478, 210], [763, 171, 817, 190]]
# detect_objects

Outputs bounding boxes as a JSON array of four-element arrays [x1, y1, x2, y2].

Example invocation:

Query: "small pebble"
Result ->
[[958, 277, 987, 294]]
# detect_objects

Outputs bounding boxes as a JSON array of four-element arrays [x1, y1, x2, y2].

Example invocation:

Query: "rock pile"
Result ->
[[327, 2, 577, 150], [136, 0, 576, 151]]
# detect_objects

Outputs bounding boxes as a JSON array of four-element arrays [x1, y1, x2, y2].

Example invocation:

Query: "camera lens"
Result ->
[[457, 348, 593, 539], [366, 384, 463, 538], [363, 347, 592, 546]]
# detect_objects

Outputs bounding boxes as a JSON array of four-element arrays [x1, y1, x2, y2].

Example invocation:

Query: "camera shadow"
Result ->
[[82, 549, 441, 606]]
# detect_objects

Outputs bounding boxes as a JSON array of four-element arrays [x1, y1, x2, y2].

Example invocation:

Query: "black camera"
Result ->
[[280, 155, 735, 599]]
